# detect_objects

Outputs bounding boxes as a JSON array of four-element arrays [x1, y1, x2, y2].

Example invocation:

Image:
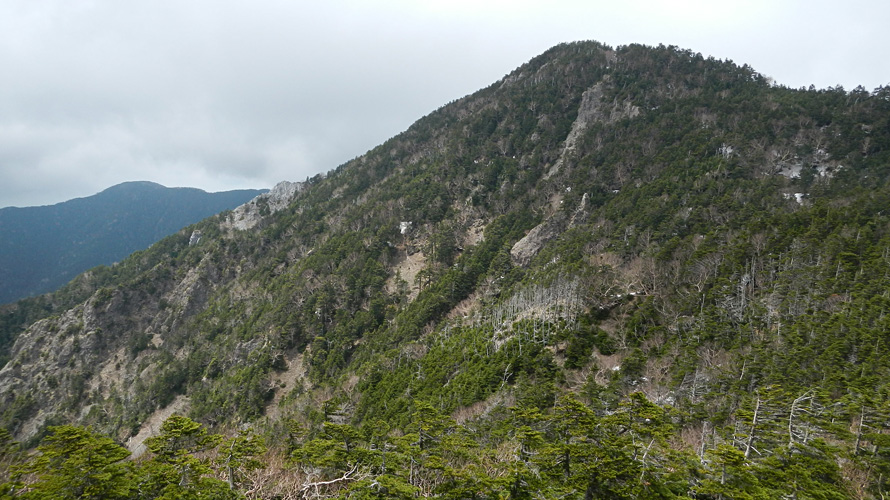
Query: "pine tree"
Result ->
[[19, 426, 132, 500]]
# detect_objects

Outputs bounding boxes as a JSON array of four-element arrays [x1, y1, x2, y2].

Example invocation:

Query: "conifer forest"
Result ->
[[2, 41, 890, 498]]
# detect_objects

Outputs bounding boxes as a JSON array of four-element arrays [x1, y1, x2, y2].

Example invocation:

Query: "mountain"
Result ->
[[0, 181, 266, 304], [2, 41, 890, 498]]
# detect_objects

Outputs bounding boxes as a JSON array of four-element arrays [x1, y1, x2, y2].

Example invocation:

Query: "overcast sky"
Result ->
[[1, 0, 888, 208]]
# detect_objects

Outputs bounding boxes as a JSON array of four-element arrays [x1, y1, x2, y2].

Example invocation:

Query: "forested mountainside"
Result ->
[[2, 41, 890, 498], [0, 181, 265, 305]]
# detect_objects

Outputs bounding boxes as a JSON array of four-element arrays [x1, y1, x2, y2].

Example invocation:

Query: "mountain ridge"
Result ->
[[0, 181, 266, 304], [1, 41, 889, 497]]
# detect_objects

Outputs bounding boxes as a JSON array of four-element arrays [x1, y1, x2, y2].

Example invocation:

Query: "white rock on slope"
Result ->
[[223, 181, 304, 231]]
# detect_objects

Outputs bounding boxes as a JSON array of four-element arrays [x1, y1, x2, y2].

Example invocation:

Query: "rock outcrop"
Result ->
[[510, 193, 589, 266], [223, 181, 304, 231]]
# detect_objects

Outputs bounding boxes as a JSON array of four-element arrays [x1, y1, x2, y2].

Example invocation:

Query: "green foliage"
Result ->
[[0, 183, 262, 305], [0, 429, 22, 498], [3, 41, 890, 498], [138, 415, 233, 498], [17, 426, 132, 500], [216, 431, 266, 490]]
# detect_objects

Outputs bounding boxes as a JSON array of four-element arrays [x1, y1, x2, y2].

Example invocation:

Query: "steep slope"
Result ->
[[2, 41, 890, 497], [0, 181, 265, 304]]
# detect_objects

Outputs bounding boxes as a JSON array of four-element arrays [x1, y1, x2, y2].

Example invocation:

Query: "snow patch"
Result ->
[[783, 192, 806, 204], [778, 164, 802, 179]]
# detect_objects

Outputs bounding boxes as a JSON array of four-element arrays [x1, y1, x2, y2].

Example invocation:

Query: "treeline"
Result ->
[[4, 389, 886, 499], [0, 415, 261, 499], [3, 41, 890, 499]]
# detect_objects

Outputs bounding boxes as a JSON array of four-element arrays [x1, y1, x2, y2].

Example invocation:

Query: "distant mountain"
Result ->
[[0, 181, 265, 304]]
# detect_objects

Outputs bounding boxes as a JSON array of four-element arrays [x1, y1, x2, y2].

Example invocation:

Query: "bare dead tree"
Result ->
[[298, 464, 365, 499]]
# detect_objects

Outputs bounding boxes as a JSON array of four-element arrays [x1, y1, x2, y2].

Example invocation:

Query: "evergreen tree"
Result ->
[[18, 426, 132, 500]]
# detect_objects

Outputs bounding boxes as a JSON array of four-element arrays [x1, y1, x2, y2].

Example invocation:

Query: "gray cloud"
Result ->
[[1, 0, 888, 207]]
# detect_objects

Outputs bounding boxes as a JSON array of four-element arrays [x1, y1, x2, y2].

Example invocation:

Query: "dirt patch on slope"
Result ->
[[385, 248, 426, 301], [126, 395, 190, 457], [266, 353, 310, 420]]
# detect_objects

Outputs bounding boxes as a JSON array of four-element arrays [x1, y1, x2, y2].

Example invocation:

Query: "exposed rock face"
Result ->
[[188, 230, 203, 246], [546, 80, 641, 179], [510, 193, 589, 266], [0, 250, 234, 443], [0, 293, 140, 440], [510, 219, 562, 267], [223, 181, 304, 231], [0, 183, 303, 444], [264, 181, 304, 212]]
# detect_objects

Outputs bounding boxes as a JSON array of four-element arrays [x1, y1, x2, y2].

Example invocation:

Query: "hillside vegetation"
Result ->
[[2, 41, 890, 498], [0, 181, 265, 305]]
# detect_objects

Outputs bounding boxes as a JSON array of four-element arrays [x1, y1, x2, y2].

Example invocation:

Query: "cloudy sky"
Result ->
[[1, 0, 887, 208]]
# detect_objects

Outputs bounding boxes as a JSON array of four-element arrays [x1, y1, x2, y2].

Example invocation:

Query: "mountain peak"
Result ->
[[0, 183, 266, 304], [1, 42, 888, 496]]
